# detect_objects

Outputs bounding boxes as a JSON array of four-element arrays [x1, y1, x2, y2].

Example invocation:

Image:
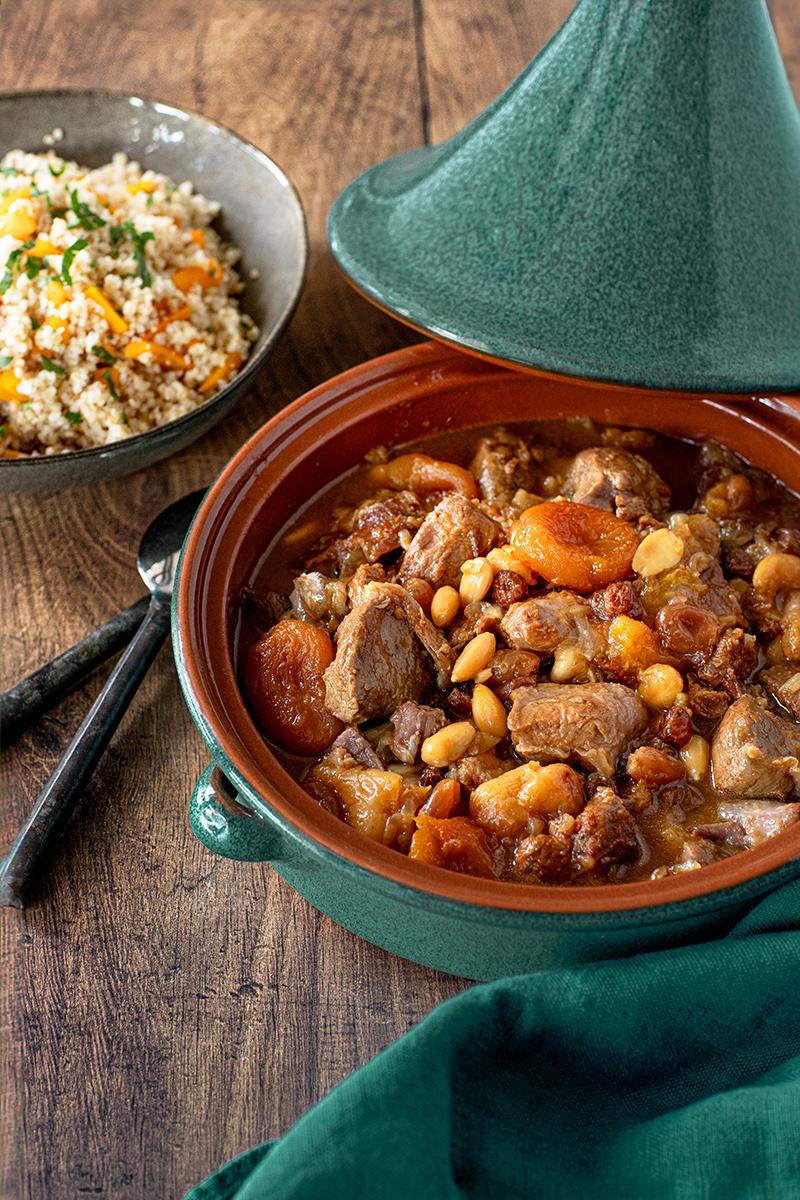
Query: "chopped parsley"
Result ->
[[120, 408, 130, 427], [64, 410, 83, 425], [1, 166, 20, 177], [20, 401, 32, 411], [61, 236, 88, 285], [46, 196, 68, 219], [25, 257, 44, 281], [92, 344, 116, 364], [0, 355, 12, 369], [0, 426, 6, 438], [49, 160, 66, 177], [69, 188, 106, 230], [102, 369, 120, 401], [109, 224, 126, 258], [31, 317, 41, 330], [146, 194, 154, 208], [41, 355, 66, 374], [0, 239, 35, 294], [122, 220, 154, 286]]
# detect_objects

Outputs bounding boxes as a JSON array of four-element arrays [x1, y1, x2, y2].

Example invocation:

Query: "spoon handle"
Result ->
[[1, 597, 172, 909], [0, 595, 150, 748]]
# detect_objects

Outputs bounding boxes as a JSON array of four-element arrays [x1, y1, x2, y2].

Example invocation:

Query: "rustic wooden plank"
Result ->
[[3, 0, 800, 1197], [421, 0, 576, 143]]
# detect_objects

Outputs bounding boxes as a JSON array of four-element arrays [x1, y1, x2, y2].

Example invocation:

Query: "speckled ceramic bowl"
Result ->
[[0, 89, 307, 492], [174, 341, 800, 980]]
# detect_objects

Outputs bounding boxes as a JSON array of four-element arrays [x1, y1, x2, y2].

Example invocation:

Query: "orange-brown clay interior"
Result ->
[[178, 341, 800, 915]]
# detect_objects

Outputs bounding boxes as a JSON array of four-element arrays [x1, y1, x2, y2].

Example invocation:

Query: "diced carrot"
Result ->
[[47, 279, 68, 306], [92, 365, 121, 388], [171, 259, 222, 293], [0, 208, 37, 240], [189, 229, 205, 247], [43, 316, 70, 344], [0, 188, 31, 214], [1, 449, 27, 459], [145, 305, 192, 337], [29, 239, 59, 259], [0, 368, 24, 404], [124, 340, 189, 369], [198, 351, 242, 393], [84, 286, 128, 334], [126, 179, 157, 195]]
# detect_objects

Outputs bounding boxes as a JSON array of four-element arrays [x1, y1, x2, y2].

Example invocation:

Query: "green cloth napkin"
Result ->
[[185, 879, 800, 1200]]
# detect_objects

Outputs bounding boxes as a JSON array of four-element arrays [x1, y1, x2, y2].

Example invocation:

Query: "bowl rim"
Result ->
[[0, 86, 308, 475], [176, 340, 800, 917]]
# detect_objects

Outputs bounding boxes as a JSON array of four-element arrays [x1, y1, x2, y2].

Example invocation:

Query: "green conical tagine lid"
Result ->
[[328, 0, 800, 392]]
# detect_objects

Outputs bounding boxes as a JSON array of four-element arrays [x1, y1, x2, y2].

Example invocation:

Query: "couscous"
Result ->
[[0, 150, 259, 456]]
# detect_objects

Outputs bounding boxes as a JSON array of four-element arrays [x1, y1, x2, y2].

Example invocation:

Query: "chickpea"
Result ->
[[637, 663, 684, 709]]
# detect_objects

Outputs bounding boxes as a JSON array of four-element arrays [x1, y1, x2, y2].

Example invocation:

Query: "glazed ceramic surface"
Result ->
[[0, 89, 307, 492], [328, 0, 800, 393], [174, 342, 800, 980]]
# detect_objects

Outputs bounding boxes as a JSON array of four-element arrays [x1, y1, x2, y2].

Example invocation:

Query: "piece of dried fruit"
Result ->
[[244, 619, 344, 755], [510, 500, 639, 593]]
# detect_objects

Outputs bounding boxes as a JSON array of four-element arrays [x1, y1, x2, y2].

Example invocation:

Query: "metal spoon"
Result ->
[[0, 595, 151, 747], [0, 489, 206, 909]]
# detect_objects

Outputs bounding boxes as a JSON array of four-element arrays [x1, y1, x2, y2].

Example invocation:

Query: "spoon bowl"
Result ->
[[0, 490, 206, 909]]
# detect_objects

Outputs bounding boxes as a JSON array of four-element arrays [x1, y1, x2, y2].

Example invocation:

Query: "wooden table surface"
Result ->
[[2, 3, 799, 1197]]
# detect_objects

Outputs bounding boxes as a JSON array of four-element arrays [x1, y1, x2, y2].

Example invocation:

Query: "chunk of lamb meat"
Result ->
[[710, 694, 800, 798], [324, 590, 435, 723], [500, 590, 592, 654], [469, 428, 542, 509], [329, 725, 384, 769], [562, 447, 671, 520], [571, 787, 640, 873], [389, 702, 447, 765], [351, 490, 424, 561], [398, 493, 504, 590], [716, 799, 800, 846], [507, 682, 648, 778], [759, 663, 800, 720]]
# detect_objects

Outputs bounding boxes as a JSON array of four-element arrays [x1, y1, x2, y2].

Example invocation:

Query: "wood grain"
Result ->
[[1, 1, 796, 1197]]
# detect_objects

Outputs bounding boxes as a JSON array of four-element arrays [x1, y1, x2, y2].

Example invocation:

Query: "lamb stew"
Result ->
[[238, 419, 800, 886]]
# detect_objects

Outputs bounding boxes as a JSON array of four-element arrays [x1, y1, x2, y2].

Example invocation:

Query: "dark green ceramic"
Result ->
[[328, 0, 800, 392]]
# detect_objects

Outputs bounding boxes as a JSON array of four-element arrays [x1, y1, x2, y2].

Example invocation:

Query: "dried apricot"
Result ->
[[244, 619, 344, 755], [408, 813, 497, 877], [366, 454, 478, 498], [509, 500, 639, 593]]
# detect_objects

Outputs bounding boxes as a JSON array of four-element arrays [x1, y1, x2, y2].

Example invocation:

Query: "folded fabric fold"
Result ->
[[185, 879, 800, 1200]]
